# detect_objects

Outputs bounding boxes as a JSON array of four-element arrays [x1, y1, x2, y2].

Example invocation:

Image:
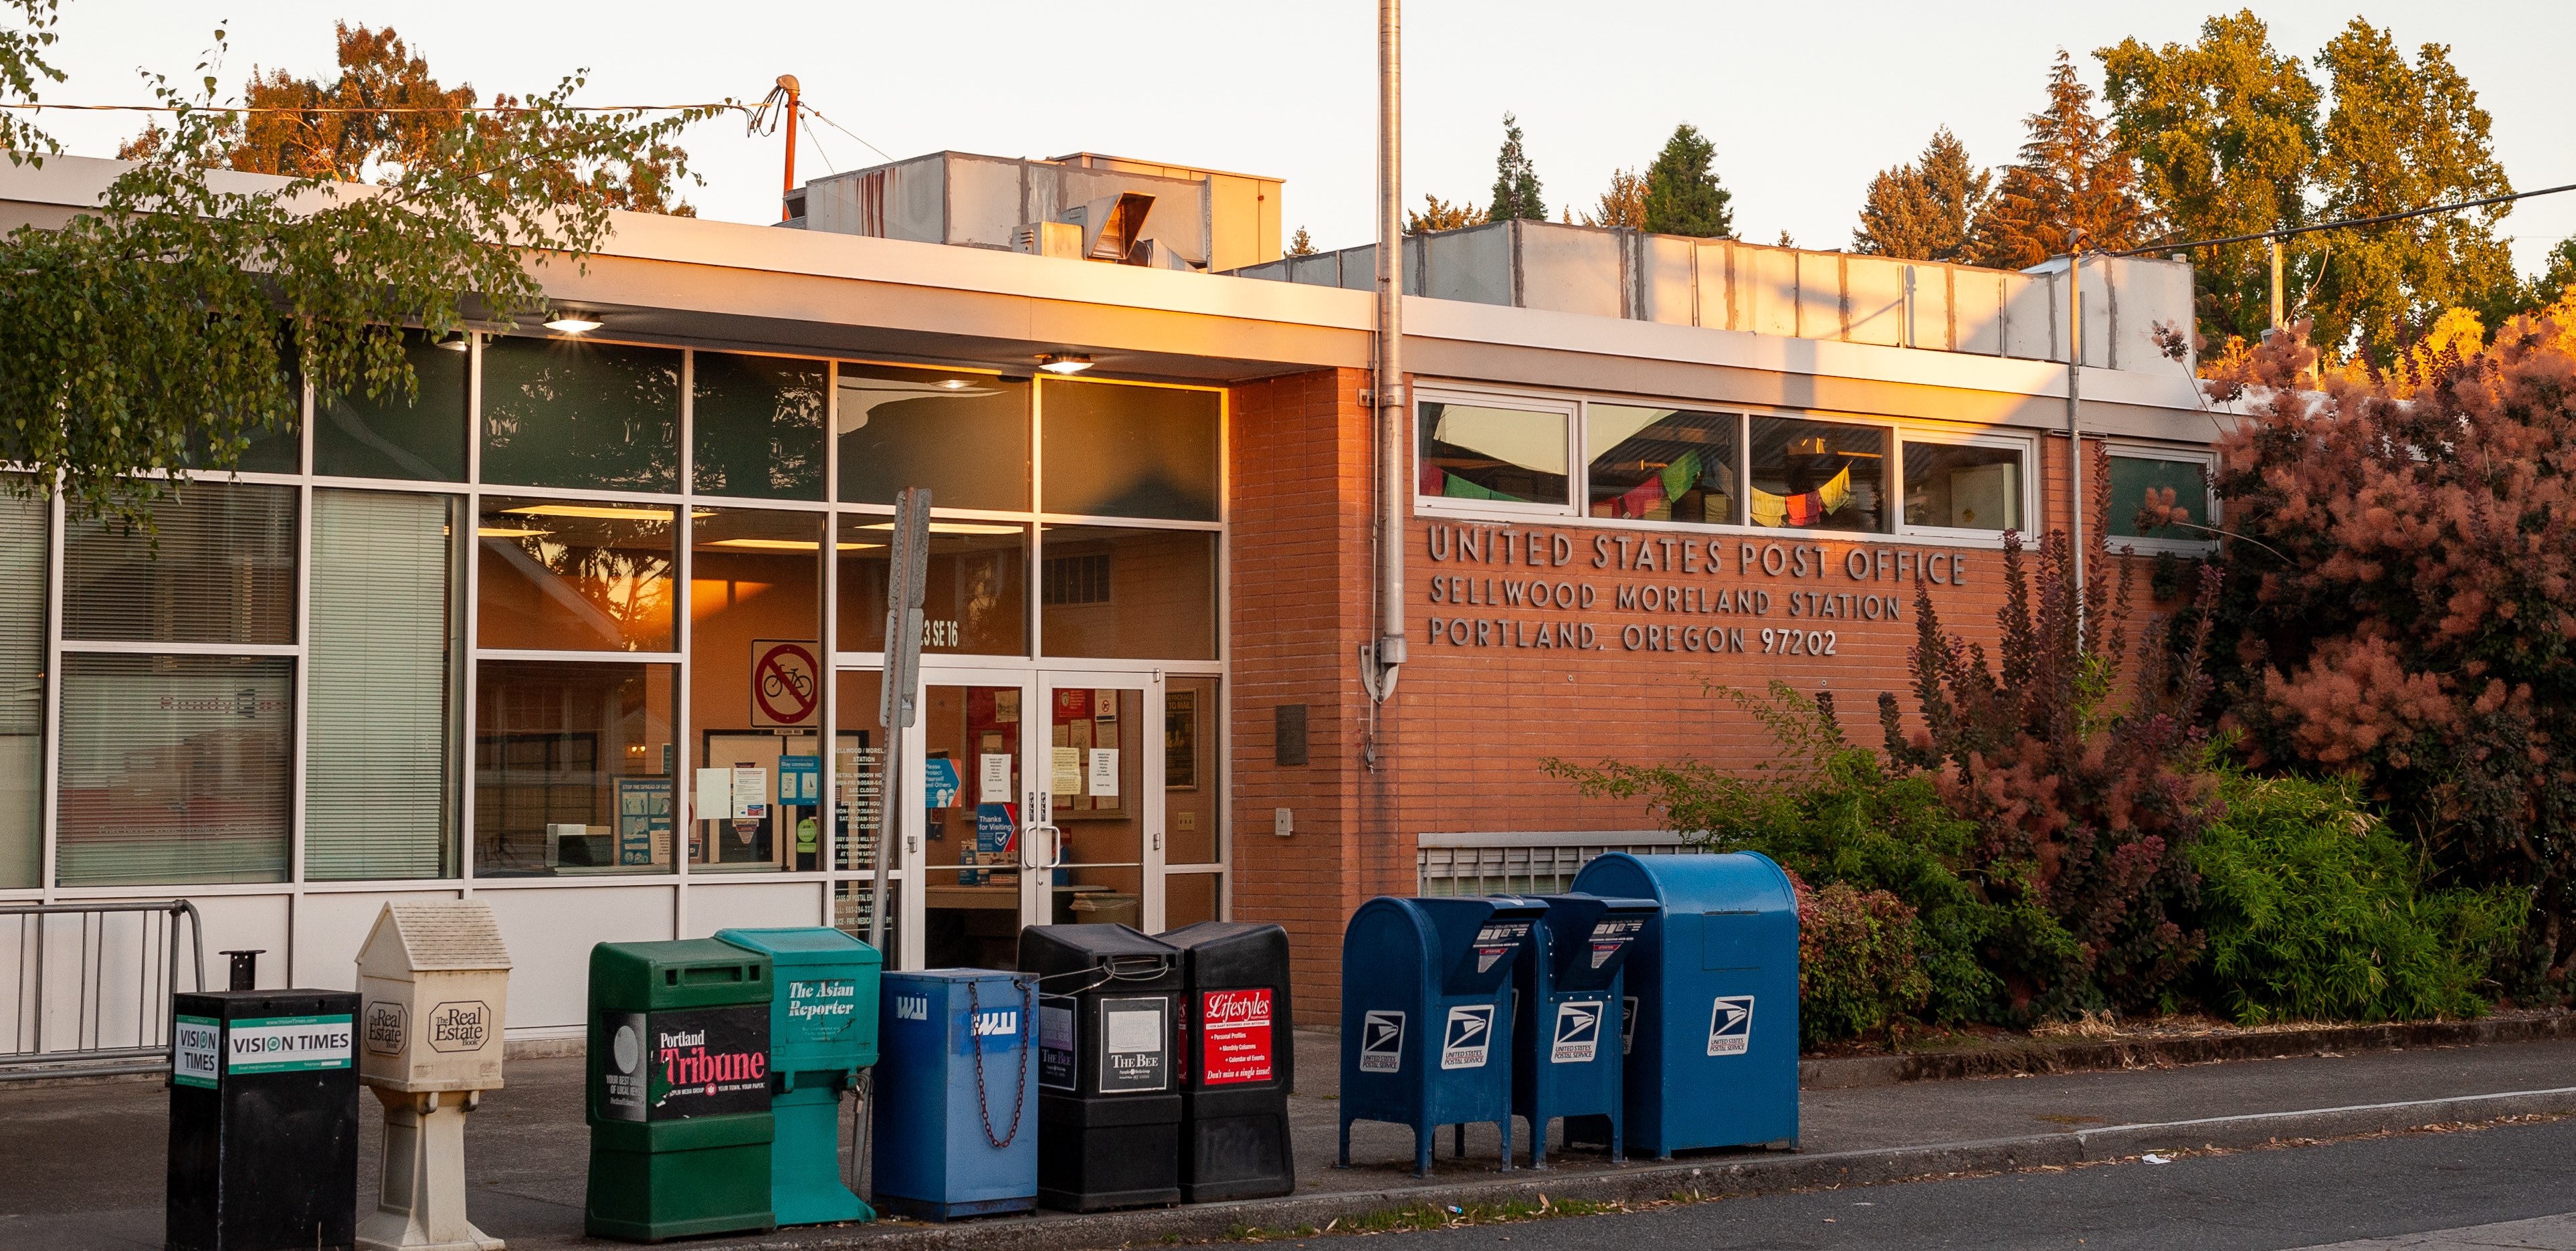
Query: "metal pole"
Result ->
[[1371, 0, 1407, 702], [2269, 237, 2283, 332], [2066, 237, 2085, 636], [871, 488, 928, 957], [778, 74, 801, 223]]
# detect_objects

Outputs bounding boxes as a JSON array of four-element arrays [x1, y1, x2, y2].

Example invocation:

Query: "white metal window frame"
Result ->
[[2102, 444, 2222, 556], [1411, 379, 2058, 551], [15, 333, 1233, 951], [1893, 429, 2042, 543], [1411, 387, 1584, 520]]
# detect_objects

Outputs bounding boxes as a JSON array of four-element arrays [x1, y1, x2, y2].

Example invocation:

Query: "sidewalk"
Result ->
[[7, 1031, 2575, 1250]]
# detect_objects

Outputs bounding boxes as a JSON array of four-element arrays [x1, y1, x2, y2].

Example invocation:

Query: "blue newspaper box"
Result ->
[[1569, 852, 1799, 1157], [1510, 893, 1657, 1167], [870, 970, 1039, 1221], [1336, 896, 1546, 1175], [714, 927, 880, 1228]]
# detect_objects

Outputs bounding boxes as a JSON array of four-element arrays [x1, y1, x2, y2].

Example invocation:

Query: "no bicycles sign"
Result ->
[[751, 640, 820, 727]]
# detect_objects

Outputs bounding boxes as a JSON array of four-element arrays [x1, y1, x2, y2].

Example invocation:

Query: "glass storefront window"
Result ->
[[480, 336, 680, 492], [1588, 406, 1739, 524], [835, 364, 1029, 510], [314, 330, 469, 482], [477, 496, 678, 652], [64, 480, 298, 645], [1418, 401, 1571, 507], [834, 670, 886, 874], [837, 517, 1028, 656], [1037, 525, 1217, 660], [693, 353, 827, 501], [2110, 453, 2215, 543], [308, 490, 463, 880], [57, 654, 293, 886], [1039, 380, 1220, 521], [0, 492, 41, 888], [1902, 442, 2025, 533], [688, 508, 824, 873], [1749, 416, 1888, 533], [474, 659, 676, 876]]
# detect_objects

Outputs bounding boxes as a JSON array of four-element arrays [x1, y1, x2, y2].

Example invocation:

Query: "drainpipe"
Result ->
[[2066, 234, 2086, 637], [1369, 0, 1407, 704]]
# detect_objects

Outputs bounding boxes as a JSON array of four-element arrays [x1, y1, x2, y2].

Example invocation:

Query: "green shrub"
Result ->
[[1547, 681, 2060, 1028], [2193, 770, 2529, 1024], [1790, 870, 1931, 1046]]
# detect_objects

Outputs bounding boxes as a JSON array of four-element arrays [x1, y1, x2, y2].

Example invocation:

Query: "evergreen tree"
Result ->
[[2309, 19, 2517, 366], [1285, 225, 1317, 256], [1488, 112, 1546, 221], [1852, 127, 1990, 261], [1642, 123, 1733, 237], [1969, 51, 2148, 270], [2100, 12, 2318, 348], [1403, 193, 1487, 235]]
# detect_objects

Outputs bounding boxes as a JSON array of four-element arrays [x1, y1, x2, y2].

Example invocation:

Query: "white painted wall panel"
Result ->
[[1844, 257, 1907, 347]]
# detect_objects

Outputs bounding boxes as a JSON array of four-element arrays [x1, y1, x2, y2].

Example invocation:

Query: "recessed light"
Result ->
[[1036, 353, 1092, 375], [433, 333, 470, 353], [936, 379, 971, 390], [543, 314, 603, 334]]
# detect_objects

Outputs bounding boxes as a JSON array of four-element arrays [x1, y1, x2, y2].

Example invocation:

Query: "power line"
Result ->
[[2116, 181, 2576, 258], [797, 102, 894, 166], [0, 101, 742, 114]]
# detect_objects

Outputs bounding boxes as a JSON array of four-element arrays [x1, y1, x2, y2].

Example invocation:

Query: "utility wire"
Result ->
[[798, 102, 894, 166], [0, 101, 743, 114], [2117, 181, 2576, 257]]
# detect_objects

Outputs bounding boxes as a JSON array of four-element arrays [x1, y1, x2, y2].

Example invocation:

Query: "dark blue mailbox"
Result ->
[[1336, 895, 1546, 1176], [1569, 852, 1799, 1157], [1510, 893, 1657, 1167]]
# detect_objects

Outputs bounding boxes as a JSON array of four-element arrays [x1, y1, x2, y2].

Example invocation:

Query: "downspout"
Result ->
[[2066, 235, 2086, 636], [1369, 0, 1407, 705]]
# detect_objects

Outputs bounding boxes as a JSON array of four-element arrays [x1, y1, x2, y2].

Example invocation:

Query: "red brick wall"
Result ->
[[1227, 370, 2171, 1024]]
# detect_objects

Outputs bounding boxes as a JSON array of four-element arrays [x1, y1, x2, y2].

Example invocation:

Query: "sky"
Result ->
[[21, 1, 2576, 276]]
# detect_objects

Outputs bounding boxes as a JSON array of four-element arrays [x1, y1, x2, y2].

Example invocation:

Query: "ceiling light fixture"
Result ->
[[433, 333, 471, 353], [1036, 353, 1092, 375], [936, 379, 971, 390], [543, 313, 603, 334]]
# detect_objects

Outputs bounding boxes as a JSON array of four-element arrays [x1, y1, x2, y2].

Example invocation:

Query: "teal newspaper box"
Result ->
[[714, 927, 882, 1227]]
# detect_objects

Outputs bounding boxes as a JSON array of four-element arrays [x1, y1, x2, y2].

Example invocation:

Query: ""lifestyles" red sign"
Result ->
[[1200, 987, 1274, 1085]]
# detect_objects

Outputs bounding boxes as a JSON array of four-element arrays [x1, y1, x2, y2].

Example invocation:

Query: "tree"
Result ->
[[1403, 193, 1486, 235], [2308, 19, 2517, 366], [1575, 167, 1644, 229], [1488, 112, 1545, 222], [0, 4, 716, 525], [1969, 51, 2149, 270], [1852, 126, 1990, 261], [119, 21, 694, 216], [1880, 516, 2220, 1018], [1284, 225, 1316, 256], [2099, 11, 2320, 349], [2527, 235, 2576, 310], [2193, 307, 2576, 988], [1641, 122, 1732, 238]]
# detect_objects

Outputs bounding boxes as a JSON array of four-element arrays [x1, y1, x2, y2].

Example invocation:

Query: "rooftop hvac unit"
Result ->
[[1065, 191, 1156, 262], [1017, 221, 1083, 259]]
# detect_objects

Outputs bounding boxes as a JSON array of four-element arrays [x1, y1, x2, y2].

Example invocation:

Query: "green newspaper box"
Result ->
[[716, 927, 882, 1226], [585, 939, 776, 1242]]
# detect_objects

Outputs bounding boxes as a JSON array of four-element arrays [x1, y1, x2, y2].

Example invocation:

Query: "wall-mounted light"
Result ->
[[1036, 353, 1092, 375], [542, 313, 604, 334]]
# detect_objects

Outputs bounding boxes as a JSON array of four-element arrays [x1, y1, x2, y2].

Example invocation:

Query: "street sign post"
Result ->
[[871, 487, 930, 954]]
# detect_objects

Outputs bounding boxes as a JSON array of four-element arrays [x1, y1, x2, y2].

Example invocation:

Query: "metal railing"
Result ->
[[3, 900, 206, 1081], [1416, 830, 1707, 897]]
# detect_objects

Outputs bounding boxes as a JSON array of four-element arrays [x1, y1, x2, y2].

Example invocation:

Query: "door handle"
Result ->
[[1025, 823, 1062, 872]]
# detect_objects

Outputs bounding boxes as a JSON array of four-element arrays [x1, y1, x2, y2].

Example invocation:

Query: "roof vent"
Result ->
[[1066, 191, 1156, 262]]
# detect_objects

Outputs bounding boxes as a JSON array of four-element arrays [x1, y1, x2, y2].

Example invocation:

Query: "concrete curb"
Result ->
[[702, 1086, 2576, 1250], [1799, 1014, 2576, 1089]]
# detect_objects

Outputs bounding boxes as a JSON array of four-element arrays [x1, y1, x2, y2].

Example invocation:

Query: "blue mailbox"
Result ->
[[1569, 852, 1799, 1157], [1510, 892, 1657, 1167], [870, 969, 1039, 1222], [1336, 895, 1547, 1176]]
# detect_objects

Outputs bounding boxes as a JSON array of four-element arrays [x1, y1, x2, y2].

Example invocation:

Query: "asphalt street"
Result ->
[[1356, 1117, 2576, 1251]]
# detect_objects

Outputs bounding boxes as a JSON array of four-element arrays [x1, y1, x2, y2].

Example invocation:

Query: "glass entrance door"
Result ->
[[1031, 672, 1157, 933], [914, 672, 1034, 970]]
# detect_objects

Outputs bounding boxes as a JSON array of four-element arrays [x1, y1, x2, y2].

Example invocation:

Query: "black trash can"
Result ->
[[1160, 921, 1295, 1202], [167, 987, 362, 1251], [1017, 923, 1183, 1212]]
